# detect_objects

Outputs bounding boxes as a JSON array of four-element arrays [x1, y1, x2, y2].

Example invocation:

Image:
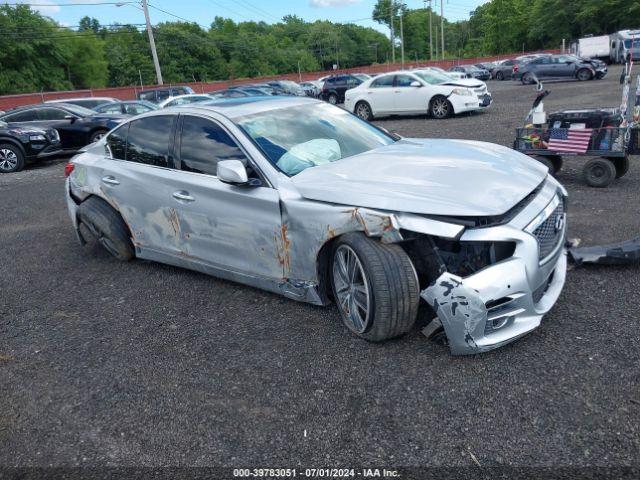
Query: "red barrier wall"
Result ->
[[0, 49, 560, 111]]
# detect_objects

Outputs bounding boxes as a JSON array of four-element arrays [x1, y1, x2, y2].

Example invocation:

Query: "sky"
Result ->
[[15, 0, 489, 33]]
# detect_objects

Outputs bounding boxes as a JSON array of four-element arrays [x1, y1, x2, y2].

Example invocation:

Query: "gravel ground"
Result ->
[[1, 67, 639, 471]]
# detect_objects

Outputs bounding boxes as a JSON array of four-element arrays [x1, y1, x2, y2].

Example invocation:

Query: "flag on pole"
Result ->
[[547, 128, 593, 153]]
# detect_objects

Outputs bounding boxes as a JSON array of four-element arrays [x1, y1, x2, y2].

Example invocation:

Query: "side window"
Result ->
[[2, 110, 38, 122], [156, 90, 171, 102], [38, 108, 70, 120], [101, 104, 124, 114], [106, 123, 128, 160], [179, 116, 247, 176], [395, 75, 415, 87], [126, 115, 174, 167], [371, 75, 394, 88], [139, 91, 156, 102], [125, 104, 150, 115]]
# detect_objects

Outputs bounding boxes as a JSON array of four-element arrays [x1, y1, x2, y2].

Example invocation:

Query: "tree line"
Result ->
[[1, 1, 638, 95], [374, 0, 638, 61]]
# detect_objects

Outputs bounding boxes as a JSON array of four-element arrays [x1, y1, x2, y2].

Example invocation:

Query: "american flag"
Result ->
[[547, 128, 593, 154]]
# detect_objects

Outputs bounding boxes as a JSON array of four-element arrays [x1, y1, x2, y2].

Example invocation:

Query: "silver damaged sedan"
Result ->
[[65, 97, 567, 355]]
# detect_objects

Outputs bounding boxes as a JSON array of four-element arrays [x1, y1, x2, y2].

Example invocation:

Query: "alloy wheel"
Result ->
[[356, 102, 371, 120], [0, 148, 18, 172], [432, 98, 450, 118], [333, 244, 371, 334]]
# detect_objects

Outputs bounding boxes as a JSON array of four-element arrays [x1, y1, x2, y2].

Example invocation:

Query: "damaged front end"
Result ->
[[412, 182, 568, 355]]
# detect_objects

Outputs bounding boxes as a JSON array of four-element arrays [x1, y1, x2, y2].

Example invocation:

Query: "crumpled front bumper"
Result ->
[[420, 182, 568, 355]]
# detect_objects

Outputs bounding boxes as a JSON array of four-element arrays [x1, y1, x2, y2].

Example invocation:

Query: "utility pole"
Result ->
[[427, 0, 433, 61], [298, 60, 302, 82], [435, 25, 439, 59], [141, 0, 163, 85], [440, 0, 445, 60], [389, 0, 395, 63], [399, 3, 405, 69]]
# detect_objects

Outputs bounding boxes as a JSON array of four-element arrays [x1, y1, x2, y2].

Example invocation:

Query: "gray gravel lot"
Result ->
[[1, 67, 639, 469]]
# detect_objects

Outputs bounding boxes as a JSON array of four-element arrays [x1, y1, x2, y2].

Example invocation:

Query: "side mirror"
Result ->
[[64, 115, 76, 123], [410, 81, 422, 87], [217, 159, 249, 185]]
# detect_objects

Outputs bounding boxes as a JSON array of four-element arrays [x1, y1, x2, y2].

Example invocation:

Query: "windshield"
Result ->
[[413, 70, 454, 85], [235, 103, 395, 176], [59, 104, 96, 116], [624, 39, 639, 48]]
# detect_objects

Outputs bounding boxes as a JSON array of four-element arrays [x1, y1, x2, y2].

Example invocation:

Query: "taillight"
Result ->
[[64, 162, 74, 177]]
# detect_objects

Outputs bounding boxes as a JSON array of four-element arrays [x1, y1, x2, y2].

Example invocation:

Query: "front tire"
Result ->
[[77, 196, 135, 261], [90, 129, 108, 143], [0, 143, 25, 173], [328, 93, 338, 105], [331, 233, 419, 342], [577, 68, 593, 81], [522, 72, 534, 84], [496, 71, 504, 81], [430, 96, 452, 119], [355, 101, 373, 121]]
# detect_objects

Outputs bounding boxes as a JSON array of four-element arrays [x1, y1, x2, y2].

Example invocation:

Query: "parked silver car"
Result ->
[[64, 97, 567, 355]]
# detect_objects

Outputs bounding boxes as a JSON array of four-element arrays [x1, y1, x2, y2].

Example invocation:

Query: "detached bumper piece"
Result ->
[[568, 236, 640, 265]]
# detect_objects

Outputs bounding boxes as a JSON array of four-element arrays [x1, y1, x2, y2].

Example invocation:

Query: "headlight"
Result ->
[[451, 88, 474, 97], [29, 134, 46, 141]]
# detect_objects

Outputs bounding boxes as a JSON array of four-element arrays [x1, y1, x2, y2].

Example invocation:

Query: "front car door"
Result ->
[[392, 73, 427, 113], [167, 113, 283, 280], [36, 107, 84, 148]]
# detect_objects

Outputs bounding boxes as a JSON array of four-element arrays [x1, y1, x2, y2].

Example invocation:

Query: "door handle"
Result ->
[[172, 191, 195, 202], [101, 175, 120, 186]]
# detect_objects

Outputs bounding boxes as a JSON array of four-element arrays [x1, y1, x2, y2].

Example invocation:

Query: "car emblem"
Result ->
[[554, 214, 565, 233]]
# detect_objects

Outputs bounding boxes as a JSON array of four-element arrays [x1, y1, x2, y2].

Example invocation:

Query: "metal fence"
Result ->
[[0, 49, 560, 111]]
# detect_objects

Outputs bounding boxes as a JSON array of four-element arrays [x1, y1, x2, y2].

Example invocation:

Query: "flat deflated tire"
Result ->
[[77, 196, 134, 261], [331, 233, 419, 342]]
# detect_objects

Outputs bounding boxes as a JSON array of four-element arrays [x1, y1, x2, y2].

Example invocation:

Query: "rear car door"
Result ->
[[99, 114, 179, 255], [167, 113, 283, 279], [366, 74, 396, 114]]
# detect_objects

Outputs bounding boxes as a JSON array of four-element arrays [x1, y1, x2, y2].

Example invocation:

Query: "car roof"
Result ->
[[46, 97, 116, 103], [5, 103, 72, 113], [168, 96, 319, 120]]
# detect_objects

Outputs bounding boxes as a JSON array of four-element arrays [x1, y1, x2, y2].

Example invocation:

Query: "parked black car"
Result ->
[[448, 65, 491, 81], [513, 54, 608, 84], [0, 103, 126, 152], [136, 86, 195, 104], [93, 100, 158, 115], [320, 74, 362, 104], [0, 120, 62, 173]]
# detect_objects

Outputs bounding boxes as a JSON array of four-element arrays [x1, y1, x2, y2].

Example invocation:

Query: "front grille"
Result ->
[[532, 200, 565, 260]]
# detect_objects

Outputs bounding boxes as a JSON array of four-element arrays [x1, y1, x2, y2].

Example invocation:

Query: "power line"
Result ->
[[3, 1, 136, 6]]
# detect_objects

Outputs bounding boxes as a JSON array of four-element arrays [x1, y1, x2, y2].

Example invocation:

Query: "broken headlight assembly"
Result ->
[[402, 233, 516, 288]]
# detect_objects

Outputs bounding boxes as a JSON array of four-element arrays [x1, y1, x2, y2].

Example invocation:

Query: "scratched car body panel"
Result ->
[[65, 97, 568, 354]]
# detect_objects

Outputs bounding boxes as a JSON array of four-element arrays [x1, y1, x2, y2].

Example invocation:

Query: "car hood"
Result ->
[[291, 139, 548, 217], [1, 124, 48, 135]]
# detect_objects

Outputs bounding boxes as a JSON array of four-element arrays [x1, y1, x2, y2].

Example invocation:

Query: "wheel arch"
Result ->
[[0, 137, 27, 158], [74, 192, 135, 245]]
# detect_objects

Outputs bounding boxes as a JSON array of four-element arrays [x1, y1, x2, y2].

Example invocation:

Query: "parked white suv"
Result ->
[[345, 70, 492, 120]]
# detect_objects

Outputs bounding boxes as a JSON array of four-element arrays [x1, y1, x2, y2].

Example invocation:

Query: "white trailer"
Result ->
[[576, 35, 610, 61]]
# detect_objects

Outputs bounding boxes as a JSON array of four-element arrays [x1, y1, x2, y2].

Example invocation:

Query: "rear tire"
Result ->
[[496, 71, 504, 81], [0, 143, 25, 173], [583, 158, 616, 188], [77, 196, 134, 261], [355, 101, 373, 121], [430, 95, 452, 119], [331, 233, 419, 342], [328, 93, 338, 105], [522, 72, 534, 84]]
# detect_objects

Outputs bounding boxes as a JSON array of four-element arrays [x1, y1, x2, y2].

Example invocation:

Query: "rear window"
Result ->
[[125, 115, 174, 167]]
